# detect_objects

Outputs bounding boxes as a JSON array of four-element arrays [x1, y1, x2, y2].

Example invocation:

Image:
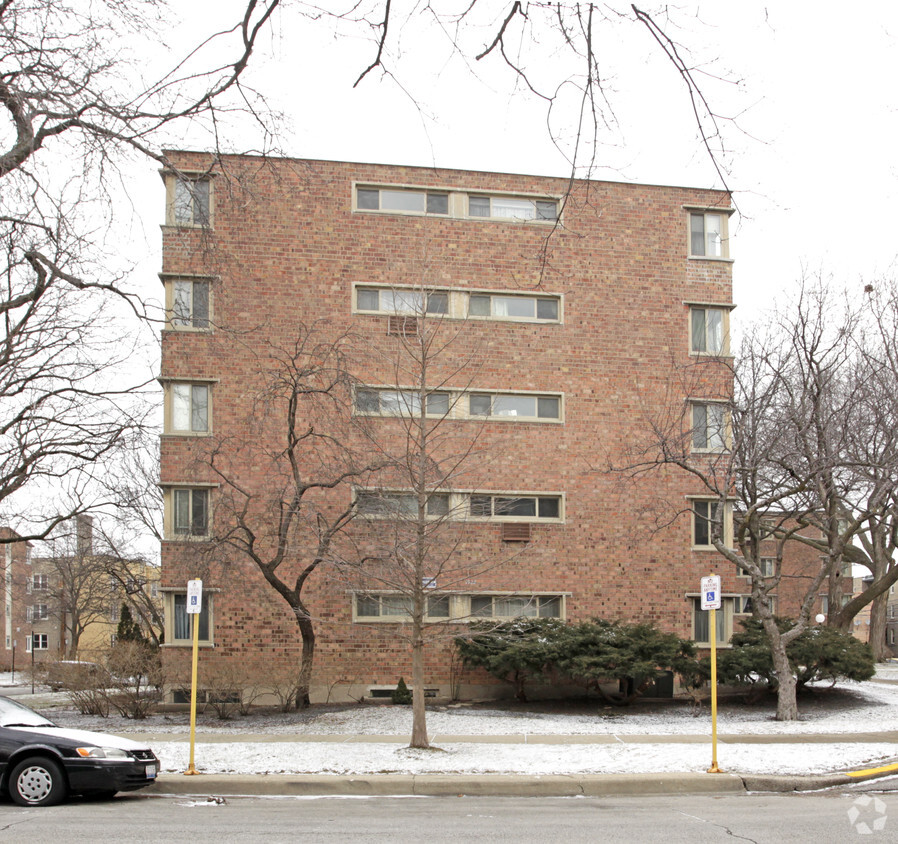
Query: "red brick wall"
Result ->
[[159, 154, 734, 699]]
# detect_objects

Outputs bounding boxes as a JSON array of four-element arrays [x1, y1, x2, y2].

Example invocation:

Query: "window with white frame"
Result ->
[[760, 557, 776, 577], [30, 574, 49, 591], [26, 604, 49, 622], [354, 184, 558, 223], [28, 633, 49, 651], [354, 389, 450, 417], [693, 597, 731, 645], [733, 595, 753, 615], [692, 402, 727, 451], [354, 284, 561, 324], [469, 393, 560, 420], [169, 488, 210, 537], [355, 490, 563, 522], [166, 592, 212, 644], [355, 594, 450, 620], [353, 388, 561, 422], [169, 278, 210, 329], [889, 628, 896, 646], [468, 195, 557, 221], [356, 187, 449, 215], [172, 177, 211, 226], [167, 382, 210, 434], [690, 306, 727, 355], [468, 293, 558, 321], [821, 595, 829, 614], [470, 594, 562, 619], [355, 491, 450, 518], [469, 493, 561, 521], [693, 500, 729, 548], [355, 286, 448, 316], [353, 592, 565, 622], [689, 211, 729, 258]]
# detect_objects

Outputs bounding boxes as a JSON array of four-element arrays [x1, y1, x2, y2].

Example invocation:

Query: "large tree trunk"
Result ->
[[410, 617, 429, 749], [294, 611, 315, 709], [869, 590, 889, 661], [762, 618, 799, 720]]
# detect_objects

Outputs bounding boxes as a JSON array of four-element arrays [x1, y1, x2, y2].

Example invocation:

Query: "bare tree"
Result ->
[[339, 293, 529, 748], [206, 325, 383, 708], [620, 283, 861, 720], [0, 0, 282, 539]]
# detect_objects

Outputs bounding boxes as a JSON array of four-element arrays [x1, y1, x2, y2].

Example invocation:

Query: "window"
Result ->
[[352, 592, 565, 622], [168, 592, 212, 644], [469, 195, 557, 221], [168, 383, 210, 434], [356, 187, 449, 215], [29, 633, 49, 651], [173, 178, 211, 226], [354, 284, 561, 324], [693, 598, 729, 645], [733, 595, 753, 615], [355, 286, 448, 316], [690, 307, 727, 355], [470, 595, 562, 619], [821, 596, 829, 614], [470, 393, 560, 420], [355, 490, 563, 523], [355, 491, 450, 518], [693, 500, 729, 548], [170, 488, 209, 537], [689, 211, 728, 258], [354, 388, 561, 422], [692, 402, 727, 451], [31, 574, 49, 591], [354, 389, 449, 417], [468, 294, 559, 322], [354, 184, 558, 223], [26, 604, 48, 622], [889, 629, 896, 646], [760, 557, 776, 577], [468, 494, 562, 521], [355, 594, 450, 620], [170, 278, 210, 329]]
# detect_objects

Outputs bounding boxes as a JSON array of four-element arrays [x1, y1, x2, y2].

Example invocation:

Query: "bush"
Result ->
[[455, 617, 699, 705], [105, 640, 164, 719], [455, 618, 566, 701], [555, 619, 698, 705], [391, 677, 412, 705], [715, 617, 876, 695]]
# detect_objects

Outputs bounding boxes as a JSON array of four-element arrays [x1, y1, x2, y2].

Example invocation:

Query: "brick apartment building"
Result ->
[[159, 153, 739, 701]]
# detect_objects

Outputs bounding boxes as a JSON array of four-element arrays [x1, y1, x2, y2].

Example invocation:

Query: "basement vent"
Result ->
[[501, 522, 532, 542], [387, 316, 418, 337]]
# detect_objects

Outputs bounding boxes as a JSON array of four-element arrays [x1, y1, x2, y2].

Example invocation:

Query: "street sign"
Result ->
[[700, 575, 721, 610], [186, 579, 203, 614]]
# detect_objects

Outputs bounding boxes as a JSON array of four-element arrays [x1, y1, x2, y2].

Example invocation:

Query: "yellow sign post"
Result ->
[[184, 579, 203, 776], [701, 573, 723, 774]]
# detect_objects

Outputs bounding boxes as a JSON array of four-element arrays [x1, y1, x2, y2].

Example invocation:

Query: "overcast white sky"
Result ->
[[136, 1, 898, 329]]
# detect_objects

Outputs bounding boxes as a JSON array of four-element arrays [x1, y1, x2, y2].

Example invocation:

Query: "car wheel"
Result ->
[[9, 757, 67, 807]]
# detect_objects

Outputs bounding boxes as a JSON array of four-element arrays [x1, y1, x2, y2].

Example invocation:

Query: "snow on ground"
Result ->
[[154, 740, 892, 777], [6, 669, 898, 777]]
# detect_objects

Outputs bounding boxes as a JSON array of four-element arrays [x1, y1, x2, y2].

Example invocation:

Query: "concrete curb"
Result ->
[[146, 772, 748, 798]]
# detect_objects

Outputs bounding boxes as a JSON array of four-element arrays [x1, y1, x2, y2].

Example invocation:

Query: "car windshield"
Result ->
[[0, 696, 55, 728]]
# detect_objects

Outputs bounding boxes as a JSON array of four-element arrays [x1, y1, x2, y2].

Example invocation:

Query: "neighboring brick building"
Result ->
[[158, 153, 738, 701], [0, 528, 58, 669]]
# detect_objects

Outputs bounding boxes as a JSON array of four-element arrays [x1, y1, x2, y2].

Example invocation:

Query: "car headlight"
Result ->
[[76, 746, 131, 759]]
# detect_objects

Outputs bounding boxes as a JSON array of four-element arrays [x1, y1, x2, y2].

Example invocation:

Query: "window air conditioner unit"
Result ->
[[502, 522, 531, 542], [387, 316, 418, 337]]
